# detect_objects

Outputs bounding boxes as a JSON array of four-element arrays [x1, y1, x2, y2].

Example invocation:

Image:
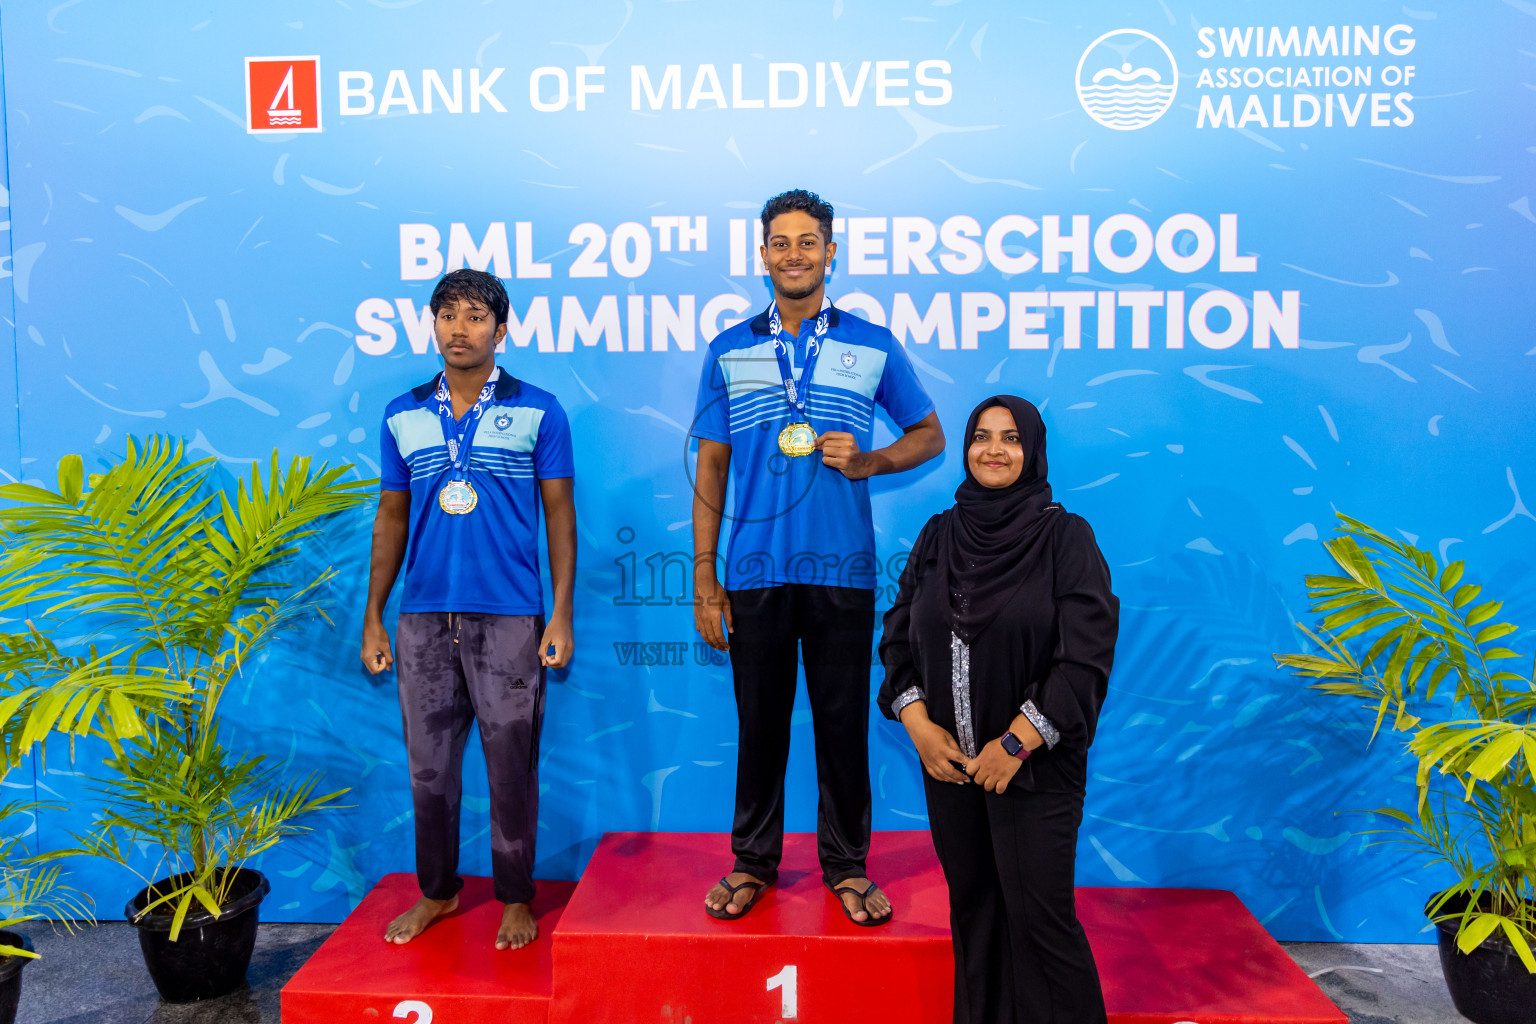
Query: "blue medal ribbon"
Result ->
[[435, 366, 499, 482], [769, 301, 831, 423]]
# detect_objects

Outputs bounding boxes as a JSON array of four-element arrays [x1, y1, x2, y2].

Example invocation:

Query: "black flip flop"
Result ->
[[705, 877, 768, 921], [828, 880, 892, 927]]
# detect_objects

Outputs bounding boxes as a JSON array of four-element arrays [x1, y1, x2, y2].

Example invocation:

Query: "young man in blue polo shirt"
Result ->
[[361, 268, 575, 951], [692, 189, 945, 925]]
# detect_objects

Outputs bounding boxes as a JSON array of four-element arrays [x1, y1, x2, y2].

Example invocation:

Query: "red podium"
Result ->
[[280, 875, 575, 1023], [548, 830, 956, 1024], [282, 831, 1346, 1024]]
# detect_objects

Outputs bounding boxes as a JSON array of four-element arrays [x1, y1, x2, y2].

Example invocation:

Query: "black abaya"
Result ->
[[878, 506, 1118, 1024], [880, 511, 1117, 794]]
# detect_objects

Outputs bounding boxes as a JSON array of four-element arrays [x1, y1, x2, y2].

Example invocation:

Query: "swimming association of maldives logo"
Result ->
[[1075, 29, 1177, 131], [245, 56, 322, 133]]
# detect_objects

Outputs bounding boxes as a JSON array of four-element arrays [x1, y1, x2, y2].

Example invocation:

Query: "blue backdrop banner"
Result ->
[[1, 1, 1533, 942]]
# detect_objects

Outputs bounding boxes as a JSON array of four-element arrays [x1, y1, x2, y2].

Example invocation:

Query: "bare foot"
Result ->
[[704, 871, 767, 916], [384, 894, 458, 944], [496, 902, 538, 950], [833, 878, 892, 924]]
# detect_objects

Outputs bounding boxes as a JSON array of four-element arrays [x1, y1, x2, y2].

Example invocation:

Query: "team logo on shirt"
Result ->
[[831, 349, 865, 383], [493, 414, 513, 431]]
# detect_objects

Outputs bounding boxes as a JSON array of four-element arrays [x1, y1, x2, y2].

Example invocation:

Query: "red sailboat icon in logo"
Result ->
[[267, 67, 305, 126], [245, 57, 322, 133]]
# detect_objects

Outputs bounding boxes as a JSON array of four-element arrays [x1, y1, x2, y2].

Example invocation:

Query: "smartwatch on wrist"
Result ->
[[1000, 731, 1031, 760]]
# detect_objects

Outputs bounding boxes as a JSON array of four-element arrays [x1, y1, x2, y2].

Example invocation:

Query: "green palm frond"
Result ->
[[1275, 511, 1535, 967], [0, 437, 372, 939], [0, 797, 96, 953]]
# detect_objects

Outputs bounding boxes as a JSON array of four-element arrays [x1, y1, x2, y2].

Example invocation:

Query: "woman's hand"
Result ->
[[899, 703, 971, 785], [966, 737, 1025, 794]]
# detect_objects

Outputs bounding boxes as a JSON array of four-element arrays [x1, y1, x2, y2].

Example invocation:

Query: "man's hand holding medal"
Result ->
[[814, 429, 873, 480]]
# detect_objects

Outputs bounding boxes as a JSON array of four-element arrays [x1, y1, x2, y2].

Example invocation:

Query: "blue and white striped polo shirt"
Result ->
[[380, 368, 573, 615], [691, 301, 934, 590]]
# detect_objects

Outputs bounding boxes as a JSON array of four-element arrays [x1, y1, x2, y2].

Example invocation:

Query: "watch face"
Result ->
[[1001, 732, 1023, 756]]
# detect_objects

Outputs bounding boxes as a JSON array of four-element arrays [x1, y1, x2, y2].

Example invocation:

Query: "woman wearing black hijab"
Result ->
[[878, 395, 1117, 1024]]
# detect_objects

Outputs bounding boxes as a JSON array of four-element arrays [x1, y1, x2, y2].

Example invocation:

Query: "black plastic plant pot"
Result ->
[[0, 930, 34, 1024], [126, 868, 271, 1003], [1430, 892, 1536, 1024]]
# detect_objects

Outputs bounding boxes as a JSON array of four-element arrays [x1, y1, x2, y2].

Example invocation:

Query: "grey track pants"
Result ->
[[395, 612, 545, 905]]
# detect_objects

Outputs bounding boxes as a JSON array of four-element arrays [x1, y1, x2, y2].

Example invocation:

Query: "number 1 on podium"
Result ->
[[766, 964, 798, 1019]]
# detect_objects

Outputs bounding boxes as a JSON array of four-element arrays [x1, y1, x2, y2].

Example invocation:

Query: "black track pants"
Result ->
[[395, 612, 546, 905], [726, 583, 876, 886]]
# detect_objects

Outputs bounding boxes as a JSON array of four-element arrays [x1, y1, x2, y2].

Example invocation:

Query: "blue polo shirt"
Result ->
[[691, 302, 934, 590], [380, 368, 573, 615]]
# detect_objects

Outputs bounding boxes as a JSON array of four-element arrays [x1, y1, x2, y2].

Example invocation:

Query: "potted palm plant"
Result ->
[[0, 796, 93, 1024], [1275, 513, 1536, 1024], [0, 436, 371, 1002]]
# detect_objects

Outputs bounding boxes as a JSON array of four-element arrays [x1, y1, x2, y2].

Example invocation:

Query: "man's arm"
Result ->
[[691, 438, 733, 651], [361, 489, 411, 674], [539, 477, 576, 668], [816, 410, 945, 481]]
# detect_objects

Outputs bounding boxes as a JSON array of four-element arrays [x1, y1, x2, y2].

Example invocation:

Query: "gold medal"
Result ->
[[778, 422, 816, 457], [438, 479, 478, 514]]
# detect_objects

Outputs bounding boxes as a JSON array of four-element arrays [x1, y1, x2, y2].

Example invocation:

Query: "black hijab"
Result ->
[[934, 395, 1061, 645]]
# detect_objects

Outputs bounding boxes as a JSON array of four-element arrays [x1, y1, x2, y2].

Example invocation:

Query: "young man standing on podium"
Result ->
[[361, 268, 576, 951], [691, 189, 945, 924]]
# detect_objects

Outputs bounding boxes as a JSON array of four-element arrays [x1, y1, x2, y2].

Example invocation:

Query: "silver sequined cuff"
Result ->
[[1020, 700, 1060, 749], [891, 686, 926, 719]]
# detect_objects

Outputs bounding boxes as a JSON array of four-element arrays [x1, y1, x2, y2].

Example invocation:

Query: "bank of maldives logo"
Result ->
[[245, 57, 322, 133], [1075, 30, 1177, 131]]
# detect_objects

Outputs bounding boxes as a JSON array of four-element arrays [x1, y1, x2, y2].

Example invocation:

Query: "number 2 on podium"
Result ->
[[393, 1000, 432, 1024], [766, 965, 798, 1019]]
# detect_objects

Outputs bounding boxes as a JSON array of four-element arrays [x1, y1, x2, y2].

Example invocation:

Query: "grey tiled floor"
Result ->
[[12, 919, 1470, 1023], [13, 920, 329, 1024], [1286, 942, 1471, 1024]]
